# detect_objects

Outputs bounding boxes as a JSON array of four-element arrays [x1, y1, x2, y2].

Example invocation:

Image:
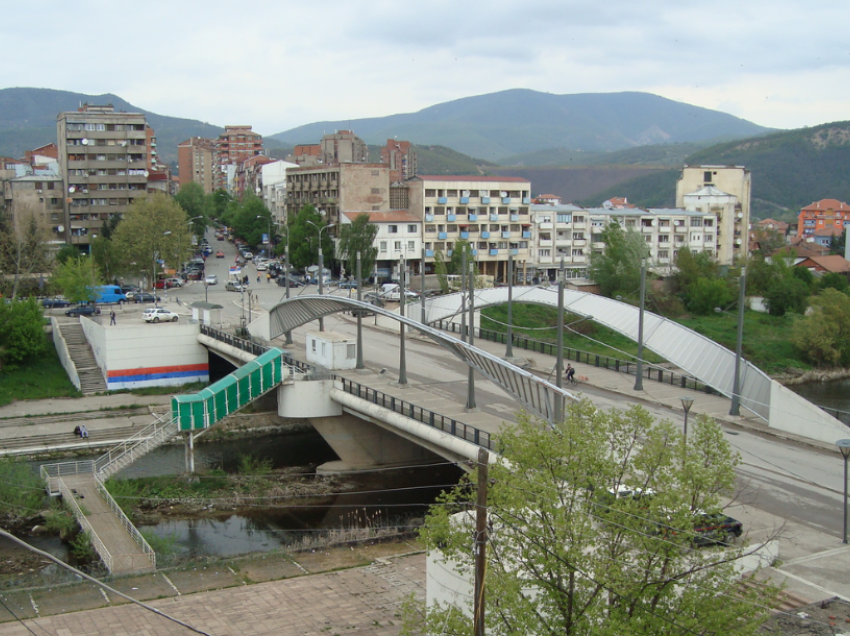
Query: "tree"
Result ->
[[0, 298, 46, 371], [791, 288, 850, 367], [52, 255, 101, 303], [674, 247, 719, 294], [685, 277, 733, 315], [209, 188, 232, 221], [818, 271, 849, 293], [588, 222, 648, 298], [830, 229, 846, 256], [231, 192, 272, 250], [763, 276, 809, 316], [110, 194, 193, 289], [287, 205, 334, 271], [434, 249, 450, 293], [174, 182, 209, 237], [337, 213, 378, 280], [418, 400, 776, 636], [0, 206, 51, 299]]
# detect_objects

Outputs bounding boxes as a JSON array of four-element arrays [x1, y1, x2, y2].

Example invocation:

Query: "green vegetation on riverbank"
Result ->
[[480, 303, 809, 375], [0, 337, 81, 407]]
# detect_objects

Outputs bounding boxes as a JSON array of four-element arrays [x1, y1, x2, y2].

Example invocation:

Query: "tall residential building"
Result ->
[[796, 198, 850, 240], [406, 175, 532, 282], [177, 137, 216, 193], [381, 139, 417, 183], [57, 104, 149, 249], [320, 130, 369, 165], [214, 126, 263, 192], [676, 165, 751, 265]]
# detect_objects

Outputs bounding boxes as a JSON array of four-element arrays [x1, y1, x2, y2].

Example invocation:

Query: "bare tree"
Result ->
[[0, 205, 51, 299]]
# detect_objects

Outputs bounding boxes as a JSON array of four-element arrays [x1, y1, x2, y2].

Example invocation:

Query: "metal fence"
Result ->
[[432, 319, 718, 394], [818, 405, 850, 427], [339, 378, 495, 451]]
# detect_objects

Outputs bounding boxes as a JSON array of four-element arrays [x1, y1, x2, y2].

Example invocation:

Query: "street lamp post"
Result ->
[[634, 257, 647, 391], [466, 248, 476, 411], [730, 267, 747, 416], [306, 218, 329, 331], [836, 439, 850, 544], [420, 247, 426, 325], [680, 396, 695, 445], [506, 252, 514, 358], [356, 251, 364, 370], [554, 257, 566, 424], [284, 244, 293, 345], [398, 251, 408, 386]]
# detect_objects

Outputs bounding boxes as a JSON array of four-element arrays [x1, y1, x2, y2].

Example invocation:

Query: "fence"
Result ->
[[339, 377, 495, 451], [432, 319, 718, 394]]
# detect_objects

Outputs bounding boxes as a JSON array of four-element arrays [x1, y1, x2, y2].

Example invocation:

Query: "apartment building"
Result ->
[[177, 137, 216, 193], [797, 198, 850, 240], [406, 175, 532, 282], [285, 163, 391, 227], [261, 160, 298, 225], [676, 165, 751, 264], [213, 125, 263, 192], [57, 104, 149, 249], [529, 204, 717, 281], [341, 211, 422, 280], [381, 139, 417, 183]]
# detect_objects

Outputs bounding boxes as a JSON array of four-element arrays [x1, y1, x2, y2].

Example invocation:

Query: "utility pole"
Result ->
[[420, 247, 426, 325], [356, 251, 364, 370], [506, 252, 514, 358], [634, 257, 646, 391], [473, 447, 489, 636], [467, 248, 477, 411], [284, 244, 292, 345]]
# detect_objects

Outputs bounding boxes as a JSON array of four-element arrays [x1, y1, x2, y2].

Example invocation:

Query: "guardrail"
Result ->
[[200, 323, 318, 374], [58, 476, 114, 571], [818, 405, 850, 427], [41, 460, 96, 496], [339, 377, 495, 450], [96, 415, 178, 477], [94, 472, 156, 571], [432, 319, 718, 394]]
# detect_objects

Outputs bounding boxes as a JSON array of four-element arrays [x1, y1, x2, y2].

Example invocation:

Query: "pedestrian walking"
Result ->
[[266, 272, 271, 283], [109, 310, 116, 325], [257, 274, 261, 284]]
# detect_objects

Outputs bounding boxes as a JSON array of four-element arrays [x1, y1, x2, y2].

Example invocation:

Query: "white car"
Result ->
[[255, 262, 268, 271], [205, 274, 218, 285], [143, 308, 179, 323]]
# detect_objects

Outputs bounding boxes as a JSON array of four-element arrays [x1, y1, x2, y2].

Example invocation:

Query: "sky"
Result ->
[[3, 0, 849, 136]]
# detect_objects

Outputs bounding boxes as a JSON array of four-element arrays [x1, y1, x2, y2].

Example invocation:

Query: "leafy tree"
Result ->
[[55, 245, 81, 265], [287, 205, 334, 270], [0, 206, 51, 299], [209, 188, 232, 221], [433, 249, 449, 293], [0, 298, 46, 371], [743, 254, 780, 295], [110, 193, 193, 289], [830, 229, 846, 256], [231, 192, 272, 250], [792, 288, 850, 366], [763, 276, 809, 316], [818, 271, 849, 293], [674, 247, 719, 294], [685, 277, 733, 315], [588, 221, 648, 298], [418, 400, 775, 636], [52, 255, 100, 303], [751, 227, 786, 256], [791, 265, 815, 290], [174, 182, 209, 237], [337, 213, 378, 280]]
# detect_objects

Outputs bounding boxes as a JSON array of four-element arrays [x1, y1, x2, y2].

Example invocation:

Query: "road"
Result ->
[[177, 230, 850, 592]]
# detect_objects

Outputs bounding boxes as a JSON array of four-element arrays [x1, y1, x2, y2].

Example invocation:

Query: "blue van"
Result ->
[[92, 285, 127, 304]]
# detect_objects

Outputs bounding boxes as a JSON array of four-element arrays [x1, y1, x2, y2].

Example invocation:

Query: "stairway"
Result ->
[[56, 318, 108, 395]]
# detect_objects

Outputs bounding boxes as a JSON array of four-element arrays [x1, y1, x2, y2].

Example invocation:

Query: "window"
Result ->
[[380, 241, 387, 252], [572, 248, 584, 256], [425, 189, 436, 197], [573, 232, 584, 240], [394, 241, 402, 251], [658, 250, 669, 259], [407, 224, 417, 233], [691, 218, 703, 227], [539, 249, 551, 257], [557, 213, 571, 224], [408, 240, 415, 251], [388, 225, 398, 233], [703, 171, 713, 183]]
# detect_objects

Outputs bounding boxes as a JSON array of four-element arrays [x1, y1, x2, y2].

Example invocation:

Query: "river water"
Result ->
[[788, 378, 850, 413], [2, 428, 463, 586]]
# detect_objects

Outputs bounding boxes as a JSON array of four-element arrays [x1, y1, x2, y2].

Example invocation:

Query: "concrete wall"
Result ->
[[82, 318, 208, 390], [51, 317, 80, 391], [769, 381, 849, 446]]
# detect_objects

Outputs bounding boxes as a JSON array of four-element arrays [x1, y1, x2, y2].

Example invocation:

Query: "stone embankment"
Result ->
[[773, 367, 850, 386]]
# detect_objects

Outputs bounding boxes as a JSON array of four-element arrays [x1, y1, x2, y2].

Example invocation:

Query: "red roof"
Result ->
[[409, 175, 529, 183], [814, 226, 845, 237], [800, 198, 850, 212], [799, 255, 850, 273]]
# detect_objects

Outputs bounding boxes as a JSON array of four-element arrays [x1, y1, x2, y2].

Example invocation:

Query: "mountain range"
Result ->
[[269, 89, 771, 161]]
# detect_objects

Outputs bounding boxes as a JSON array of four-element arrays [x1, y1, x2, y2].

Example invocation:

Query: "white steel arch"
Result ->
[[266, 295, 576, 423]]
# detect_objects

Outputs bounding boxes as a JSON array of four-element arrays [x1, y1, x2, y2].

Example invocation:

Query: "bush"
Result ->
[[764, 277, 809, 316], [791, 289, 850, 367], [0, 456, 48, 516], [0, 297, 46, 370], [685, 277, 733, 315]]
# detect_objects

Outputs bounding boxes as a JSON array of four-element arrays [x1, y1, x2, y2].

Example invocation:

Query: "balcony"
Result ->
[[501, 231, 511, 239], [438, 197, 448, 204], [641, 226, 654, 233], [460, 231, 469, 239], [468, 213, 478, 221], [510, 214, 519, 221], [481, 197, 490, 204], [502, 197, 511, 204], [490, 214, 499, 221], [489, 248, 499, 256], [522, 197, 530, 204], [425, 214, 434, 222], [447, 214, 456, 222], [539, 222, 553, 229], [539, 239, 553, 247], [480, 231, 490, 239], [658, 225, 671, 232], [522, 231, 531, 239], [510, 248, 519, 255], [674, 225, 686, 232], [572, 239, 587, 247], [460, 197, 469, 204], [438, 232, 448, 240], [425, 249, 434, 258]]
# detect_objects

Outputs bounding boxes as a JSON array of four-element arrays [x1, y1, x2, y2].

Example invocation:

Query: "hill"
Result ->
[[497, 142, 705, 168], [269, 89, 771, 161], [0, 87, 223, 166], [576, 121, 850, 216]]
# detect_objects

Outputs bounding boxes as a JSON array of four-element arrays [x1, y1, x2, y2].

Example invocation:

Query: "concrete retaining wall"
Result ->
[[769, 381, 849, 445], [51, 317, 80, 391]]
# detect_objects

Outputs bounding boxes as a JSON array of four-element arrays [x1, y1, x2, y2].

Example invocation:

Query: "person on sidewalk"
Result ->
[[110, 310, 116, 325], [79, 425, 89, 439]]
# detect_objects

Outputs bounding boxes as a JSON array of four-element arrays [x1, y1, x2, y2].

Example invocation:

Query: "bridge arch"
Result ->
[[263, 295, 574, 423]]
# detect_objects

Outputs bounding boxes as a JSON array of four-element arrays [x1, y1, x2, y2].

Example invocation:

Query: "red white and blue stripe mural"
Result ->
[[107, 363, 209, 390]]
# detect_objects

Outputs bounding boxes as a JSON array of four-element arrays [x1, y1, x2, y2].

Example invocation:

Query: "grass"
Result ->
[[0, 337, 82, 407], [481, 303, 810, 375]]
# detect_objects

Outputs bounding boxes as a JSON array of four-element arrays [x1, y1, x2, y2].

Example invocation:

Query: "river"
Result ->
[[788, 378, 850, 414]]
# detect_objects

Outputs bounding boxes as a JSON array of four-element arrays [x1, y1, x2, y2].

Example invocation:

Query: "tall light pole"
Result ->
[[554, 257, 566, 424], [634, 257, 647, 391], [420, 247, 426, 325], [836, 439, 850, 544], [466, 246, 476, 411], [284, 244, 292, 344], [356, 251, 364, 370], [680, 396, 694, 445], [397, 251, 408, 386], [506, 252, 514, 358], [307, 217, 330, 331], [730, 267, 747, 416]]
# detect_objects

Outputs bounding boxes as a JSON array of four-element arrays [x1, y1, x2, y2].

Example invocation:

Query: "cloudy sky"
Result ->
[[3, 0, 848, 136]]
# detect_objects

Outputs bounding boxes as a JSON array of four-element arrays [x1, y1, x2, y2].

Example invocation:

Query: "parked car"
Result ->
[[225, 281, 245, 292], [256, 262, 268, 271], [338, 279, 358, 289], [65, 304, 101, 317], [242, 251, 254, 260], [42, 297, 71, 308], [276, 275, 304, 288], [133, 292, 160, 304], [215, 250, 225, 258], [691, 513, 744, 546], [205, 274, 218, 285], [92, 284, 127, 304], [143, 307, 179, 323]]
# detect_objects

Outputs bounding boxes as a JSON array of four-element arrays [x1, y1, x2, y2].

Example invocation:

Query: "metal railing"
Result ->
[[200, 323, 270, 357], [96, 414, 179, 478], [41, 460, 96, 496], [94, 472, 156, 571], [339, 378, 495, 451], [432, 319, 717, 394], [818, 405, 850, 427], [58, 476, 113, 571]]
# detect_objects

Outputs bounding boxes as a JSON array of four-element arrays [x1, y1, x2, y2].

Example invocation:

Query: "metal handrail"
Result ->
[[57, 476, 113, 572], [40, 460, 96, 495], [338, 377, 495, 450], [96, 415, 179, 476], [432, 318, 717, 394], [94, 472, 155, 568]]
